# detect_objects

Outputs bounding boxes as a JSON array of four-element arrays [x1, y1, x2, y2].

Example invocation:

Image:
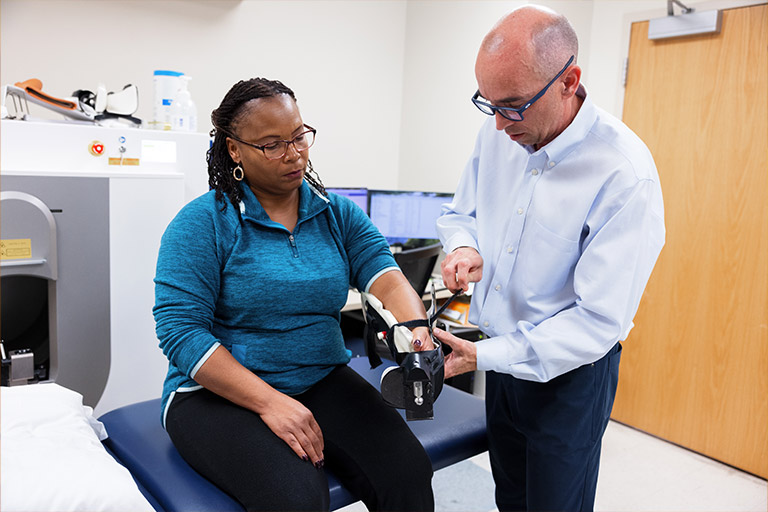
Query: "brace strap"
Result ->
[[378, 289, 463, 360]]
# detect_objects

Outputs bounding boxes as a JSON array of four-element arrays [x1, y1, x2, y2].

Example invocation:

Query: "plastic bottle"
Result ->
[[152, 70, 183, 130], [171, 76, 197, 132]]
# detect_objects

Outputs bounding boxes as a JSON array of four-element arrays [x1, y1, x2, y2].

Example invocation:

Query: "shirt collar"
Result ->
[[237, 180, 328, 224], [526, 84, 597, 165]]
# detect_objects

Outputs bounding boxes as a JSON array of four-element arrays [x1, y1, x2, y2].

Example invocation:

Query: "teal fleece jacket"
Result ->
[[153, 181, 397, 425]]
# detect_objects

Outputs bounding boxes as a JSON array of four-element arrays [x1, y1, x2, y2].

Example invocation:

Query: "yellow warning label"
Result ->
[[108, 157, 141, 166], [0, 239, 32, 260]]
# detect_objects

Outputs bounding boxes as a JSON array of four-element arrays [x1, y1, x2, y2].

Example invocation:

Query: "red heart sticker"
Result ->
[[89, 141, 105, 156]]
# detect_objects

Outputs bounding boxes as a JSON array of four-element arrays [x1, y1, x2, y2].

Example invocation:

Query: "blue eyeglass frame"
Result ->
[[472, 55, 575, 122]]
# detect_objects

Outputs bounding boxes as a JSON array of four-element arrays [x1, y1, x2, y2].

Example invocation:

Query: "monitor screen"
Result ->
[[368, 190, 453, 245], [326, 187, 369, 214]]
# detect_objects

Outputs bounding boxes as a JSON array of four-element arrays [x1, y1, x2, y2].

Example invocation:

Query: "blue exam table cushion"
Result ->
[[99, 356, 487, 512]]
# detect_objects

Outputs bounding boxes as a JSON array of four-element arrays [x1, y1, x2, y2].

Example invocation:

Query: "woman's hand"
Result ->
[[411, 326, 435, 351], [259, 390, 325, 467], [193, 346, 325, 466]]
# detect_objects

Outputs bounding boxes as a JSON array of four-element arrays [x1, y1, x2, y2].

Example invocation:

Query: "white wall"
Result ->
[[3, 0, 758, 194], [397, 0, 595, 192], [0, 0, 408, 190]]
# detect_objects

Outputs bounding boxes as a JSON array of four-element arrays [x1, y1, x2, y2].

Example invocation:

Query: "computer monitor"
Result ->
[[393, 242, 443, 297], [326, 187, 369, 215], [368, 190, 453, 246]]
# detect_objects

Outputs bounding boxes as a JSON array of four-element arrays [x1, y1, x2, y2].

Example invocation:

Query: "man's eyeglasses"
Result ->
[[227, 125, 316, 160], [472, 56, 575, 122]]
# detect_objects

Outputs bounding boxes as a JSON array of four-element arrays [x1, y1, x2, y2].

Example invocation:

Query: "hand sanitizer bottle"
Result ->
[[171, 76, 197, 132], [152, 70, 183, 130]]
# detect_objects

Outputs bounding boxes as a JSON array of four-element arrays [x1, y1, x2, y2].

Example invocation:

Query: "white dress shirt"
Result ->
[[437, 86, 665, 382]]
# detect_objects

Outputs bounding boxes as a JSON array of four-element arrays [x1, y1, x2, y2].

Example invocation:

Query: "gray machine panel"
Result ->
[[1, 175, 110, 407]]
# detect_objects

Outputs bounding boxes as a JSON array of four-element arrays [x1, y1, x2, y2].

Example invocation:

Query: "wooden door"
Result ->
[[613, 4, 768, 478]]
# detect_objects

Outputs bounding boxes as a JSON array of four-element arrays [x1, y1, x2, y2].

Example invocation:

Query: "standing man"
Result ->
[[433, 5, 665, 512]]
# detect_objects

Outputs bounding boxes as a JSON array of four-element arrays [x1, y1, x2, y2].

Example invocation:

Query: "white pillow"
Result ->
[[1, 383, 155, 512]]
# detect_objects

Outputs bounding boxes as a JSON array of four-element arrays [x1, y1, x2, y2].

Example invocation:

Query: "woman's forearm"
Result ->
[[368, 270, 432, 348], [193, 345, 280, 414]]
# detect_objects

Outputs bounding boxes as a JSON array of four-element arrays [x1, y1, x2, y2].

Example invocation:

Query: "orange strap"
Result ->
[[15, 78, 77, 110]]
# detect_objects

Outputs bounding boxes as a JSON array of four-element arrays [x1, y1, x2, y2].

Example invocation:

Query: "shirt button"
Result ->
[[483, 321, 490, 327], [494, 284, 501, 291], [517, 208, 524, 215], [548, 161, 556, 168], [507, 246, 514, 253], [531, 169, 539, 176]]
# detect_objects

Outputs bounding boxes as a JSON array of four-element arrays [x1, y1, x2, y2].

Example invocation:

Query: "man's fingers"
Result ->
[[454, 260, 479, 291], [433, 327, 457, 348], [434, 327, 477, 377], [440, 263, 462, 292], [443, 353, 459, 379], [442, 247, 483, 291]]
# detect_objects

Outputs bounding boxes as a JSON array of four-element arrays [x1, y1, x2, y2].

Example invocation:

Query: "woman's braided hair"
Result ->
[[207, 78, 326, 210]]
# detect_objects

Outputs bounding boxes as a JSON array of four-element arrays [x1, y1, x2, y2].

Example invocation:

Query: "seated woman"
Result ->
[[153, 77, 435, 512]]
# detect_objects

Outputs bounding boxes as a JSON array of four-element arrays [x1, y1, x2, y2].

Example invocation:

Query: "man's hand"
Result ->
[[441, 247, 483, 293], [433, 327, 477, 379]]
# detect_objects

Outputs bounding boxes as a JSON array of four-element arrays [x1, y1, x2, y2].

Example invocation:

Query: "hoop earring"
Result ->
[[232, 164, 244, 182]]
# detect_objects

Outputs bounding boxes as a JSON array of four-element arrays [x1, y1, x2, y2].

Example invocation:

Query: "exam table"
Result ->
[[99, 355, 487, 511]]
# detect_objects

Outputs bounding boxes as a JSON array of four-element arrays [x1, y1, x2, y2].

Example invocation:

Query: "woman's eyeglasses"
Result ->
[[226, 125, 316, 160]]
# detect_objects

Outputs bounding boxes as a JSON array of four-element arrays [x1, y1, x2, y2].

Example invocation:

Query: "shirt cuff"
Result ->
[[189, 342, 221, 379], [475, 336, 511, 373], [475, 332, 533, 374], [443, 234, 478, 255], [364, 266, 400, 292]]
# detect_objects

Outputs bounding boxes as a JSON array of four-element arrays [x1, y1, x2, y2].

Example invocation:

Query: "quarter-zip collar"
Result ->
[[237, 180, 329, 230]]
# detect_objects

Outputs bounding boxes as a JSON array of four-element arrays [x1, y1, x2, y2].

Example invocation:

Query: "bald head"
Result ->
[[474, 5, 583, 149], [479, 5, 578, 80]]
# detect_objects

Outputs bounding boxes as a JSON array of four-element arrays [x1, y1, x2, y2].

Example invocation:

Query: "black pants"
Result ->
[[486, 343, 622, 512], [166, 364, 434, 512]]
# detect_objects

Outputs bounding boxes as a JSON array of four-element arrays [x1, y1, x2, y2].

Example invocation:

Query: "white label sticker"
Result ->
[[141, 140, 177, 163]]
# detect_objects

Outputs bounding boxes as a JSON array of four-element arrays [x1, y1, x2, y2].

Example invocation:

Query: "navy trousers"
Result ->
[[485, 343, 622, 512]]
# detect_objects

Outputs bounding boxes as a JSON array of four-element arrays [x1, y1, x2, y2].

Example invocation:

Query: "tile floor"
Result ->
[[338, 420, 767, 512]]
